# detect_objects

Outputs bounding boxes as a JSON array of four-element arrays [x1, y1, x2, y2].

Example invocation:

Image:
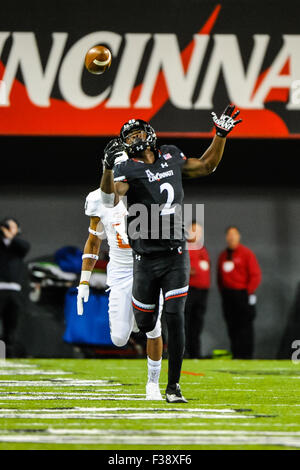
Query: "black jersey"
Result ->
[[113, 144, 187, 255]]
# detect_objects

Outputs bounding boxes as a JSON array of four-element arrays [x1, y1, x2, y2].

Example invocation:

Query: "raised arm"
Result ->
[[100, 138, 129, 206], [182, 105, 242, 178], [100, 168, 129, 205], [77, 216, 104, 315]]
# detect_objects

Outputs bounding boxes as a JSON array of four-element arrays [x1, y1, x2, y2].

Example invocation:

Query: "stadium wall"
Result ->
[[1, 156, 299, 359]]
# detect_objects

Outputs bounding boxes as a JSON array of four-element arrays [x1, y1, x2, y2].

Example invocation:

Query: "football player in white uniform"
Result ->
[[77, 140, 163, 400]]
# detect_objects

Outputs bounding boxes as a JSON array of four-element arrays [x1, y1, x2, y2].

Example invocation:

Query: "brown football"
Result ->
[[84, 45, 112, 75]]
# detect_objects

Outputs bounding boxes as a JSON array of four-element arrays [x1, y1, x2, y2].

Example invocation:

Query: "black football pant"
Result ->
[[184, 287, 208, 358], [221, 289, 256, 359], [0, 290, 22, 358], [132, 248, 190, 388]]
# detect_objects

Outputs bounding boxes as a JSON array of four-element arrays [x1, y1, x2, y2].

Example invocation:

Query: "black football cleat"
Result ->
[[165, 383, 188, 403]]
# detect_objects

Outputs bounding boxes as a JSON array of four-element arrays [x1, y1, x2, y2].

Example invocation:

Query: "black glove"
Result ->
[[103, 138, 127, 170], [211, 104, 242, 137]]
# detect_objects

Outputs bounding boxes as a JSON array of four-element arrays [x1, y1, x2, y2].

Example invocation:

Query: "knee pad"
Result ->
[[111, 335, 128, 347], [134, 310, 157, 334], [146, 320, 162, 339]]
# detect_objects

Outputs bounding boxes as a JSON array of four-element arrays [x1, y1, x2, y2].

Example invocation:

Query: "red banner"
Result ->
[[0, 1, 299, 137]]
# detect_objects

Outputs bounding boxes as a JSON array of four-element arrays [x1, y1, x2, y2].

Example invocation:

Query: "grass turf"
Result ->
[[0, 358, 299, 450]]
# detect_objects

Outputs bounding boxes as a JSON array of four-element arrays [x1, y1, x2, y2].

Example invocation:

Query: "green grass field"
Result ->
[[0, 358, 299, 450]]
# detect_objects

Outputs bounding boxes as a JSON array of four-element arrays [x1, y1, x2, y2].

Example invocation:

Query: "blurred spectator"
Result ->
[[184, 222, 210, 358], [0, 218, 30, 357], [217, 226, 261, 359]]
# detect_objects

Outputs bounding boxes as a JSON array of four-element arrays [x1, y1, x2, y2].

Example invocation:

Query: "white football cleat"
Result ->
[[146, 382, 163, 401]]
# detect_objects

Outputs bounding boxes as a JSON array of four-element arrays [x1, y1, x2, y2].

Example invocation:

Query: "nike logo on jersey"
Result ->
[[145, 169, 174, 183], [161, 162, 168, 168]]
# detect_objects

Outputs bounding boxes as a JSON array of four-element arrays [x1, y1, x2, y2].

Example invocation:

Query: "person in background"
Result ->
[[0, 218, 30, 357], [184, 221, 210, 358], [217, 226, 261, 359]]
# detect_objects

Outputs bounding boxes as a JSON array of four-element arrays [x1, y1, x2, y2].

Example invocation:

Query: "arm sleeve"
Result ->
[[9, 238, 30, 258], [247, 251, 262, 294], [84, 191, 107, 238], [85, 197, 99, 217], [84, 190, 103, 217]]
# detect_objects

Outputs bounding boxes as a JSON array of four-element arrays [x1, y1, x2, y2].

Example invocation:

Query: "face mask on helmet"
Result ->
[[120, 119, 157, 157]]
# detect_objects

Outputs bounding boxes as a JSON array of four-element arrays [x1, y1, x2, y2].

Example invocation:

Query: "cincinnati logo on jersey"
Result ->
[[145, 169, 174, 182]]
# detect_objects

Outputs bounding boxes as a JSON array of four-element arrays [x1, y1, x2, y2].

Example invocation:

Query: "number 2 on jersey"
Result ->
[[160, 182, 176, 215]]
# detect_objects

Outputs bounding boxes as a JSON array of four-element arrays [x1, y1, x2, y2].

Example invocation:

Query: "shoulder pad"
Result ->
[[85, 189, 104, 217], [160, 144, 186, 160]]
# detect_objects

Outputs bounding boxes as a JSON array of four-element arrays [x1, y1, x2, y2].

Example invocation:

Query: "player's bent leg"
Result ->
[[110, 334, 128, 348], [132, 253, 160, 333], [146, 311, 162, 341], [108, 279, 134, 348], [132, 297, 158, 333], [132, 316, 140, 333]]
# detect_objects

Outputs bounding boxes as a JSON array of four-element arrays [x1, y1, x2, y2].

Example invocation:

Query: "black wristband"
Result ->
[[216, 131, 226, 138]]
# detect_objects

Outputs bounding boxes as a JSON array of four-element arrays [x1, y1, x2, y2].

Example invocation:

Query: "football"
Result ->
[[84, 45, 112, 75]]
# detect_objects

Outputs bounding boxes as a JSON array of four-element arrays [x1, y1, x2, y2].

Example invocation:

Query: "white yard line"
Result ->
[[0, 413, 251, 420], [0, 370, 72, 376], [0, 392, 146, 396], [48, 429, 300, 436], [0, 406, 237, 413], [0, 362, 36, 368], [187, 403, 300, 407], [0, 410, 252, 420], [0, 396, 146, 401], [0, 432, 298, 447], [0, 380, 122, 387], [0, 392, 123, 396]]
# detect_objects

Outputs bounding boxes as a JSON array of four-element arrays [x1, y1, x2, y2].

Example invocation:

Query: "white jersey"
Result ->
[[85, 189, 133, 275]]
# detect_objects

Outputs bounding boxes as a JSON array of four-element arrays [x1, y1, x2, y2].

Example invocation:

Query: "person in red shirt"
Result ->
[[218, 226, 261, 359], [184, 222, 210, 358]]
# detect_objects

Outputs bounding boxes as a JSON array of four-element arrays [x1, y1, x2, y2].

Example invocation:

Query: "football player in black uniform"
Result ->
[[100, 105, 242, 403]]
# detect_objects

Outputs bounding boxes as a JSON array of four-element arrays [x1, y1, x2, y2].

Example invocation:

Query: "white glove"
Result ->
[[211, 104, 242, 137], [248, 294, 257, 306], [77, 284, 90, 315]]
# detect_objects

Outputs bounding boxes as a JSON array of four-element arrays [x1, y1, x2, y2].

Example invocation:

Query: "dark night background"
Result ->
[[0, 136, 297, 186], [1, 136, 299, 358]]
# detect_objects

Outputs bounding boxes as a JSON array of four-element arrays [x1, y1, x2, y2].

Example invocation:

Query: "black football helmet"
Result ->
[[120, 119, 157, 157]]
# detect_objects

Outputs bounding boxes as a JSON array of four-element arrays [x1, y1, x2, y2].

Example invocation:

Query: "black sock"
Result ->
[[165, 310, 185, 388]]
